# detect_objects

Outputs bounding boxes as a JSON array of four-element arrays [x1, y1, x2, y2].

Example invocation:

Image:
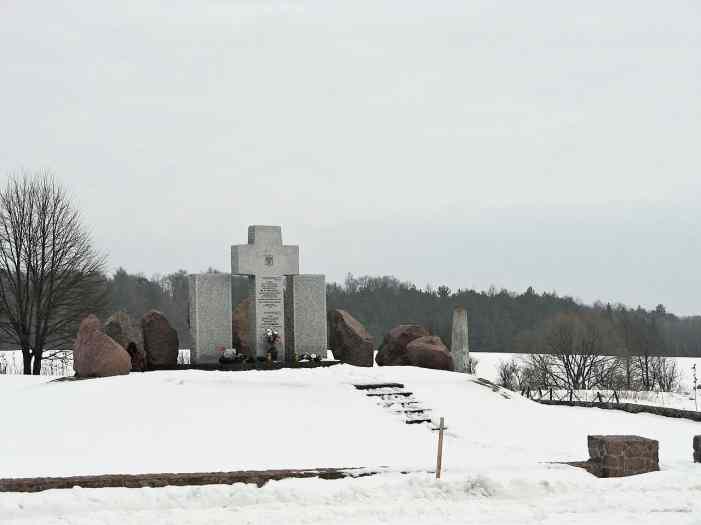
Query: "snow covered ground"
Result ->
[[1, 365, 701, 524]]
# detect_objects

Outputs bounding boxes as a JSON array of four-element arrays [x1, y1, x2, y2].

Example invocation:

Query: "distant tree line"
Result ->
[[327, 274, 701, 358]]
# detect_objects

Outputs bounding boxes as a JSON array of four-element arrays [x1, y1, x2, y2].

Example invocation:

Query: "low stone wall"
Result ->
[[0, 467, 376, 494], [587, 435, 659, 478], [537, 400, 701, 422]]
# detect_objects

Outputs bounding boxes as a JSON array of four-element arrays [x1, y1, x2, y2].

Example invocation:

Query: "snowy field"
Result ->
[[2, 365, 701, 524]]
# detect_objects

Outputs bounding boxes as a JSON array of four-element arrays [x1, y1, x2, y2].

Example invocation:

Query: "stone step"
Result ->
[[363, 386, 412, 394], [405, 418, 432, 425], [366, 391, 413, 397], [382, 402, 424, 410], [381, 400, 421, 406], [353, 383, 405, 390], [354, 382, 434, 426]]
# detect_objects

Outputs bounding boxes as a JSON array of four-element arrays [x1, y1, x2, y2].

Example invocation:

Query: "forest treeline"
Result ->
[[4, 269, 699, 357], [327, 274, 701, 357]]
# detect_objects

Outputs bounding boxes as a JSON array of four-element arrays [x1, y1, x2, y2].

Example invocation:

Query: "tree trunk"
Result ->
[[22, 349, 32, 375], [32, 350, 43, 375]]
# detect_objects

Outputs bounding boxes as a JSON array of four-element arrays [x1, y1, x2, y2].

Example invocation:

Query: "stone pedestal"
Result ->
[[189, 273, 233, 365], [451, 306, 470, 373], [285, 275, 327, 359]]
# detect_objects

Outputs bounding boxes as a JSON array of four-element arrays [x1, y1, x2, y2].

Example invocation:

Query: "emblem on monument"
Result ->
[[265, 255, 274, 266]]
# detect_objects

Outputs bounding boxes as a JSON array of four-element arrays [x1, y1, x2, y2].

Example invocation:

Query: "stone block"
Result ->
[[587, 435, 659, 478], [285, 275, 327, 359], [189, 273, 233, 365]]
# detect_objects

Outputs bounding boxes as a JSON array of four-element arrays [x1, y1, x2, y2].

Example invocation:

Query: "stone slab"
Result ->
[[249, 275, 286, 360], [285, 274, 327, 359], [189, 273, 233, 365]]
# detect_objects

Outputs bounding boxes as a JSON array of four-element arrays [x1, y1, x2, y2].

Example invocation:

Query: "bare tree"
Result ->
[[652, 356, 679, 392], [524, 313, 620, 390], [0, 172, 107, 374], [497, 358, 526, 391]]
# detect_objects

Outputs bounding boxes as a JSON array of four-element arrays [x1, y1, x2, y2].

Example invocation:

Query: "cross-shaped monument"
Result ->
[[231, 226, 299, 361], [188, 225, 327, 365]]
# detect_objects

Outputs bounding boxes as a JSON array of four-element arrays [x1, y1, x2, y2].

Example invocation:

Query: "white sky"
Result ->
[[1, 1, 699, 314]]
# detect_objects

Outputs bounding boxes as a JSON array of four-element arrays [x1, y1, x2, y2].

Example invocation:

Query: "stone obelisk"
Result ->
[[451, 306, 470, 373]]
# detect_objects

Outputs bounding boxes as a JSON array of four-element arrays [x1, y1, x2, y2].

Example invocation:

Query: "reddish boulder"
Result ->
[[141, 310, 179, 369], [406, 336, 454, 371], [73, 315, 131, 378], [375, 324, 430, 366], [327, 310, 374, 367], [105, 311, 146, 372], [232, 297, 252, 356]]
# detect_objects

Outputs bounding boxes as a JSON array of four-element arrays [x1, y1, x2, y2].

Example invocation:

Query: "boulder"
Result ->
[[141, 310, 179, 369], [232, 297, 252, 356], [406, 336, 455, 371], [327, 310, 374, 367], [104, 311, 146, 372], [375, 324, 430, 366], [73, 315, 131, 378]]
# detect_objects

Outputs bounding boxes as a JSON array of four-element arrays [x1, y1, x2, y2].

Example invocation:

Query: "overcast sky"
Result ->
[[1, 1, 699, 315]]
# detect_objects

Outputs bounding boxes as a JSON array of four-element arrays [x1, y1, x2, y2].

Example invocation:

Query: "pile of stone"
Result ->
[[73, 310, 179, 378], [375, 325, 454, 371]]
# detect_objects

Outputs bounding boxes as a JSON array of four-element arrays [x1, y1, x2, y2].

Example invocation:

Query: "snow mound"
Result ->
[[1, 365, 699, 479]]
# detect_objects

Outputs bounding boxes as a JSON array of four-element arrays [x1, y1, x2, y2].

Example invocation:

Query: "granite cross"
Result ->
[[231, 226, 300, 359]]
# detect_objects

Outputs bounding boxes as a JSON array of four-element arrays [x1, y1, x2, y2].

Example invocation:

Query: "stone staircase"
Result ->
[[354, 383, 433, 425]]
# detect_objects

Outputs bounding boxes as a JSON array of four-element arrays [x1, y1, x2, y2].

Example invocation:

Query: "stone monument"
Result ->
[[451, 306, 470, 373], [231, 225, 298, 362], [189, 225, 327, 364]]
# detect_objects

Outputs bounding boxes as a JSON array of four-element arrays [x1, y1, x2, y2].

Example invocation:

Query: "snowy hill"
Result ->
[[2, 366, 700, 475], [2, 366, 700, 523]]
